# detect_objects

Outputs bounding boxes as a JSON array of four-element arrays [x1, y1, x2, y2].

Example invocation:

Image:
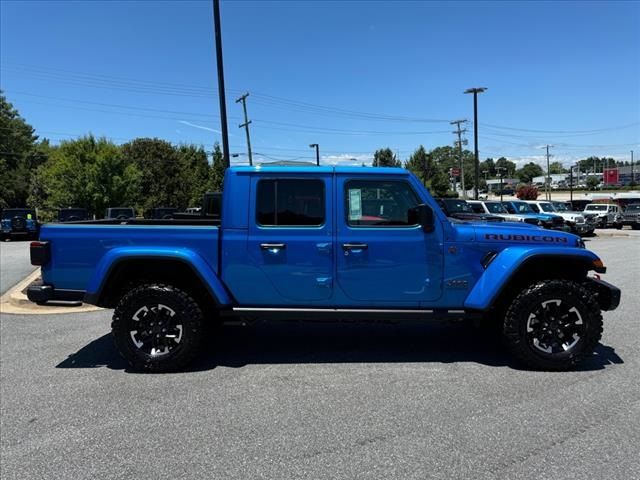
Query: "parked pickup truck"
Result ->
[[27, 167, 620, 372]]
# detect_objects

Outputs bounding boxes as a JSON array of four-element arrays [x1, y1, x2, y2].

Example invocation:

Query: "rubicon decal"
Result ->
[[484, 233, 568, 243]]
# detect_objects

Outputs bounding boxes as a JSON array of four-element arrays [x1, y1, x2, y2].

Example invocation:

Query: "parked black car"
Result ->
[[145, 207, 178, 219], [58, 208, 89, 222], [105, 207, 136, 220], [436, 198, 505, 222], [1, 208, 39, 240]]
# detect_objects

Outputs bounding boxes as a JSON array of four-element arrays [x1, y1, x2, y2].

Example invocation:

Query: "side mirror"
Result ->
[[409, 204, 435, 233]]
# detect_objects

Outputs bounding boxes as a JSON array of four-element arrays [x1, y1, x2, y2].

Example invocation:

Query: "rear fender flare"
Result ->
[[85, 247, 231, 307], [464, 247, 601, 311]]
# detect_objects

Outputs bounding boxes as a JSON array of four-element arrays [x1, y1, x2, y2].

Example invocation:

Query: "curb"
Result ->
[[0, 269, 103, 315], [593, 231, 631, 238]]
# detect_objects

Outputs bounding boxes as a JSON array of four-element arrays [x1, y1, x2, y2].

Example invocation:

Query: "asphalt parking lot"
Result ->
[[1, 233, 639, 480]]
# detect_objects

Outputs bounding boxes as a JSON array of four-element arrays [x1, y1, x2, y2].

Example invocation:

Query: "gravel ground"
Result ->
[[1, 235, 639, 479]]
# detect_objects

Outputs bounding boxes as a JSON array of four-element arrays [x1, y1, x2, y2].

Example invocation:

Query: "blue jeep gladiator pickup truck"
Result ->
[[27, 166, 620, 372]]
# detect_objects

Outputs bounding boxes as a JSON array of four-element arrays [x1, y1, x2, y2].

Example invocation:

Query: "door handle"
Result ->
[[342, 243, 368, 251], [260, 243, 286, 251]]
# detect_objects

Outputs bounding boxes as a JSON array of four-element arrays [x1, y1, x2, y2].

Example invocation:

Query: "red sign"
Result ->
[[451, 167, 461, 177], [604, 168, 619, 185]]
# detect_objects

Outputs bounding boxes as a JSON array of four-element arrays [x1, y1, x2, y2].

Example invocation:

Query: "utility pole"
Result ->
[[464, 88, 487, 200], [451, 119, 468, 199], [632, 150, 635, 185], [545, 144, 553, 201], [212, 0, 230, 168], [309, 143, 320, 166], [235, 92, 253, 166]]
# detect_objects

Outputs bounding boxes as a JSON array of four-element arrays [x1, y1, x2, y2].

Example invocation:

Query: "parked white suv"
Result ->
[[583, 204, 623, 229], [468, 200, 539, 225], [525, 200, 591, 235]]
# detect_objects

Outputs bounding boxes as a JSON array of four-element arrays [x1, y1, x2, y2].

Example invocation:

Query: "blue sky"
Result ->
[[1, 0, 638, 167]]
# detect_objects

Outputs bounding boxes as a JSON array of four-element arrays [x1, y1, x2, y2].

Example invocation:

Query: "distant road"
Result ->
[[0, 241, 36, 295]]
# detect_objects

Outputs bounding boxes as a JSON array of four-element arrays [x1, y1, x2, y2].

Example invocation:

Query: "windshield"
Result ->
[[585, 204, 608, 211], [443, 200, 473, 213], [511, 202, 534, 214], [625, 204, 640, 212], [539, 203, 556, 213], [2, 209, 35, 220], [552, 202, 569, 212], [484, 202, 507, 214]]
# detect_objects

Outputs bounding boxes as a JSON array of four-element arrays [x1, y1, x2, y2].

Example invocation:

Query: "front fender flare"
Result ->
[[464, 247, 601, 311], [84, 247, 232, 307]]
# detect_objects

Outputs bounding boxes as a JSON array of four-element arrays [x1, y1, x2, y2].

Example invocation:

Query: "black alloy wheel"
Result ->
[[503, 279, 603, 370], [112, 284, 204, 372]]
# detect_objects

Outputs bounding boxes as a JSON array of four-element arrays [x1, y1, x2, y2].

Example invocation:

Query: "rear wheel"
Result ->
[[112, 284, 204, 372], [503, 280, 602, 371]]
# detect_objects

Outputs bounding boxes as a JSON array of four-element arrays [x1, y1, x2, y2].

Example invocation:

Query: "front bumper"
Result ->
[[586, 277, 621, 311], [27, 283, 85, 304], [569, 223, 594, 235]]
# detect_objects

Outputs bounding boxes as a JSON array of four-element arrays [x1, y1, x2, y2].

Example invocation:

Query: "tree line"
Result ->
[[1, 93, 225, 220], [1, 91, 631, 218]]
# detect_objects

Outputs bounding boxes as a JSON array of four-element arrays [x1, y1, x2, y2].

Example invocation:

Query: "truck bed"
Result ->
[[38, 223, 219, 293]]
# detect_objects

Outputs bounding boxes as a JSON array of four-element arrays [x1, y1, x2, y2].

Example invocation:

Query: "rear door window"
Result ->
[[257, 179, 325, 226]]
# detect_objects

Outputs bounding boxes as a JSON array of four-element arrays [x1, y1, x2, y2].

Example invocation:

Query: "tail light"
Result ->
[[30, 241, 50, 266]]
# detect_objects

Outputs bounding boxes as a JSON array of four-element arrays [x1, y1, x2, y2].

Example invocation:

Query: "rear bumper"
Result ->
[[586, 277, 621, 311], [27, 283, 85, 304]]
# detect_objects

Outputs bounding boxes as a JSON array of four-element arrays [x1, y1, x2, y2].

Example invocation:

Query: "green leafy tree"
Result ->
[[495, 157, 516, 177], [404, 145, 430, 183], [372, 148, 401, 167], [30, 135, 140, 218], [209, 143, 226, 192], [586, 176, 600, 190], [0, 92, 47, 208], [121, 138, 183, 210], [479, 158, 496, 177], [516, 162, 544, 183], [177, 144, 210, 206], [426, 165, 451, 197], [549, 161, 566, 174]]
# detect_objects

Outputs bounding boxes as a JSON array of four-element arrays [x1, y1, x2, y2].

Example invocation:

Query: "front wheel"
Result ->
[[112, 284, 204, 372], [503, 280, 603, 371]]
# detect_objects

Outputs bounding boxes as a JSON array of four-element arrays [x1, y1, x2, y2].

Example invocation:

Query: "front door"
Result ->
[[246, 175, 333, 304], [335, 176, 442, 305]]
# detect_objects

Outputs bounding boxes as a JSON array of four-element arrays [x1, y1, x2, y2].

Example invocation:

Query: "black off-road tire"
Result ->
[[503, 279, 603, 371], [112, 284, 204, 372]]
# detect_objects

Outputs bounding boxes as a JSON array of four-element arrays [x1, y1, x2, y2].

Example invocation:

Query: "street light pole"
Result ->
[[309, 144, 320, 166], [496, 166, 505, 202], [569, 165, 574, 205], [464, 87, 487, 200], [212, 0, 230, 168]]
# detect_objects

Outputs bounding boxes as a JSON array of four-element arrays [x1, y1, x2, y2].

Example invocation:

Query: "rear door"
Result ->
[[246, 175, 334, 304], [335, 175, 442, 305]]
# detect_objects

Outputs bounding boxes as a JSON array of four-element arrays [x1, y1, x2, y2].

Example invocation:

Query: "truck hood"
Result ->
[[452, 222, 584, 251], [470, 222, 581, 247]]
